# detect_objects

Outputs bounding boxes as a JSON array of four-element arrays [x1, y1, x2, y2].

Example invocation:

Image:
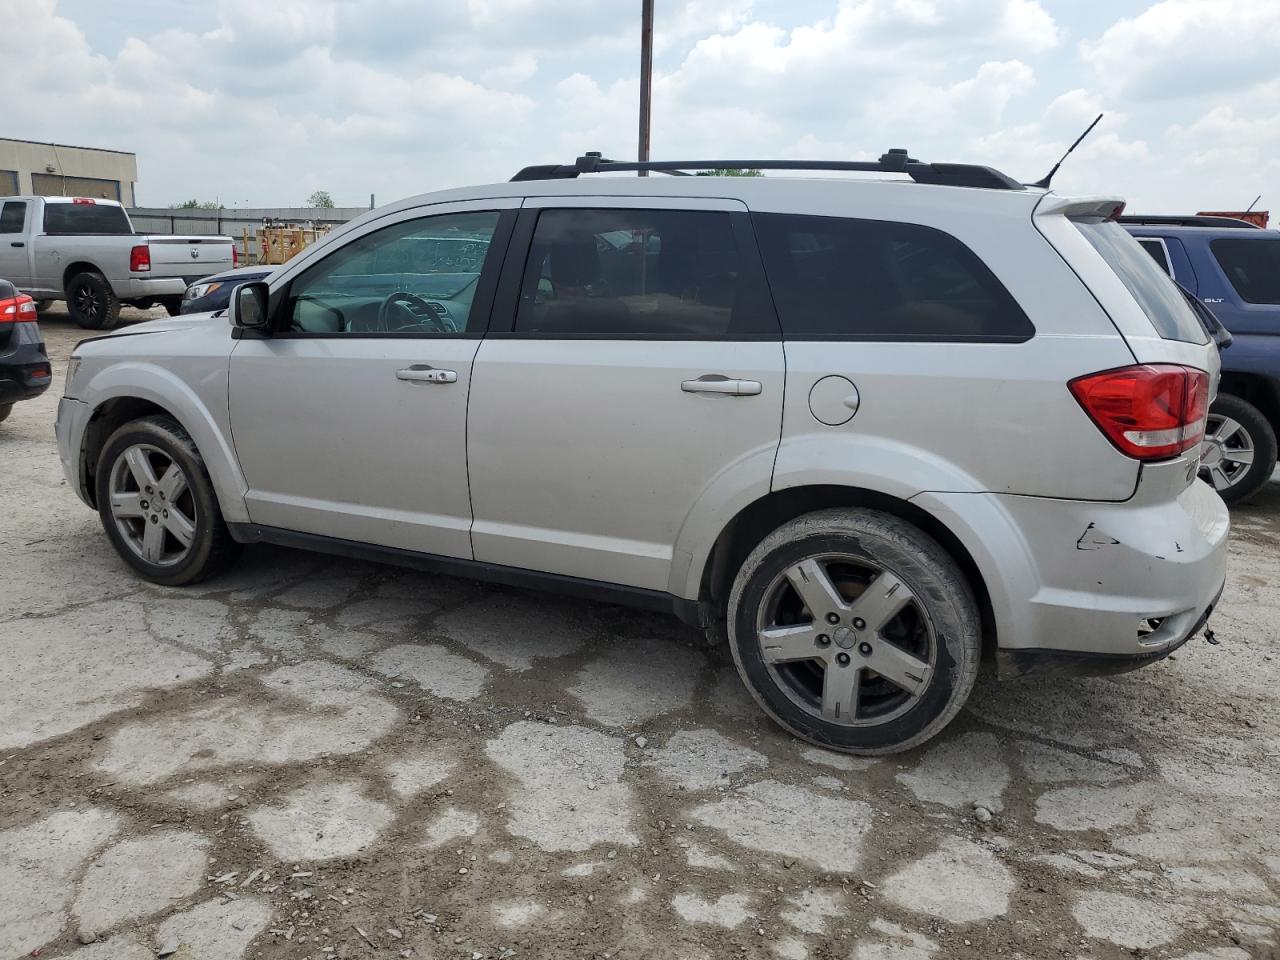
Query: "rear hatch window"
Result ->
[[1074, 219, 1207, 344], [43, 203, 132, 236], [1211, 238, 1280, 304]]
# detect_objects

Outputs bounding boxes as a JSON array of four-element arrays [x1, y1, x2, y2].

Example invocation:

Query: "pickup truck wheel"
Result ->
[[95, 415, 240, 586], [159, 296, 184, 317], [727, 508, 981, 755], [66, 272, 121, 330], [34, 299, 51, 313], [0, 404, 11, 423], [1199, 394, 1278, 505]]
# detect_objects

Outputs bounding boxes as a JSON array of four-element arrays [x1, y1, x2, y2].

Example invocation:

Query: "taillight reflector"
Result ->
[[129, 244, 151, 272], [1069, 364, 1210, 461], [0, 294, 38, 323]]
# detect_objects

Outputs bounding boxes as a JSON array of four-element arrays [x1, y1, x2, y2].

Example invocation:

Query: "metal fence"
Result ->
[[127, 206, 367, 263]]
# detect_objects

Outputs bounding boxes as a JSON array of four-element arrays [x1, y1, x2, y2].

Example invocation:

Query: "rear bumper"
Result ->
[[0, 321, 52, 404], [916, 464, 1230, 664], [115, 277, 190, 299]]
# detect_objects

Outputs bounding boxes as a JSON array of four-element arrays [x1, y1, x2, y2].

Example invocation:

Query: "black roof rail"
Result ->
[[511, 150, 1025, 191], [1118, 214, 1260, 230]]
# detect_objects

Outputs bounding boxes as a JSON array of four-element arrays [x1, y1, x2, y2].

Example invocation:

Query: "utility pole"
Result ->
[[638, 0, 653, 176]]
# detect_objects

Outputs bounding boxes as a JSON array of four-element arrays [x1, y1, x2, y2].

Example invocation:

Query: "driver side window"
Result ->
[[285, 210, 501, 335]]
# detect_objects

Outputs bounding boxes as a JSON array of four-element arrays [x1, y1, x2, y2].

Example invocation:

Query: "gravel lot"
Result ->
[[3, 307, 1279, 960]]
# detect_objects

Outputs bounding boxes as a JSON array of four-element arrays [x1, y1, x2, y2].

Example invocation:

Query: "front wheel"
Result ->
[[727, 509, 981, 755], [95, 415, 240, 585], [159, 296, 184, 317], [1199, 394, 1278, 505], [0, 403, 11, 424]]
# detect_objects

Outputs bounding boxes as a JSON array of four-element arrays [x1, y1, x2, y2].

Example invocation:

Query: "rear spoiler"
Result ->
[[1033, 195, 1127, 220]]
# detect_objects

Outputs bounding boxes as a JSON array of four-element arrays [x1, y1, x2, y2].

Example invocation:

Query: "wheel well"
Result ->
[[1218, 373, 1280, 435], [699, 485, 998, 659], [62, 261, 105, 289], [80, 397, 174, 507]]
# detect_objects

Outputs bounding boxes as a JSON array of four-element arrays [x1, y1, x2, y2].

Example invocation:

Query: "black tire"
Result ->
[[95, 415, 240, 586], [66, 272, 121, 330], [0, 404, 11, 423], [34, 299, 52, 313], [159, 297, 183, 317], [1200, 393, 1278, 505], [727, 508, 980, 755]]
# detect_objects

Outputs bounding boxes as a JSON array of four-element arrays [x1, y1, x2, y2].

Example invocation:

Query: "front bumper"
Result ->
[[55, 396, 93, 507], [919, 460, 1230, 665]]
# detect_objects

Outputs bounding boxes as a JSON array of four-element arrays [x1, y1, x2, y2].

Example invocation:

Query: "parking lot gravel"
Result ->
[[3, 307, 1279, 960]]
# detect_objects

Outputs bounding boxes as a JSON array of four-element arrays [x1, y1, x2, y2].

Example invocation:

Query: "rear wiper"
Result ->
[[1179, 284, 1232, 350]]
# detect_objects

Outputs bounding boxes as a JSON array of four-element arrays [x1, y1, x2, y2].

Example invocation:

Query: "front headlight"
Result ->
[[184, 281, 223, 301], [65, 355, 81, 393]]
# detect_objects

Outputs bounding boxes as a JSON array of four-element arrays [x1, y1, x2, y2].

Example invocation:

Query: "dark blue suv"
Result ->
[[1124, 215, 1280, 503]]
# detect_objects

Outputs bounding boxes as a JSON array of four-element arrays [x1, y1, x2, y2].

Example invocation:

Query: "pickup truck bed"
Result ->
[[0, 195, 234, 329]]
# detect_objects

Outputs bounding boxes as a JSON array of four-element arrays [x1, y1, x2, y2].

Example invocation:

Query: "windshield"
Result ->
[[1211, 238, 1280, 304], [42, 202, 133, 236], [1074, 219, 1207, 344]]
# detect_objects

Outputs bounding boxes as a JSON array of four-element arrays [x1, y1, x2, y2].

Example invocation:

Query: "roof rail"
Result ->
[[1118, 214, 1260, 230], [510, 151, 1025, 191]]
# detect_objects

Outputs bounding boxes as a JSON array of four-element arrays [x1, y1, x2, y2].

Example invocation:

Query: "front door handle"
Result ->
[[9, 241, 22, 248], [681, 375, 762, 396], [396, 365, 457, 384]]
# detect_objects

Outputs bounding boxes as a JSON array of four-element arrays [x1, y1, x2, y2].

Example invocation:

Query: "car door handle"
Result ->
[[396, 365, 457, 384], [9, 242, 22, 248], [681, 375, 762, 396]]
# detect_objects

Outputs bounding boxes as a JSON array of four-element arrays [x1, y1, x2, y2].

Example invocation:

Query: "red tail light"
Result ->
[[0, 294, 38, 323], [1069, 364, 1210, 461], [129, 244, 151, 272]]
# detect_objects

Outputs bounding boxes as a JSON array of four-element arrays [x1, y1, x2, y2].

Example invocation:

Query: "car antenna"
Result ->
[[1245, 194, 1262, 213], [1031, 113, 1103, 189]]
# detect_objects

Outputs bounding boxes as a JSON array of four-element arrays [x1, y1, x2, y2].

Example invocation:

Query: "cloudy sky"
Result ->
[[5, 0, 1278, 213]]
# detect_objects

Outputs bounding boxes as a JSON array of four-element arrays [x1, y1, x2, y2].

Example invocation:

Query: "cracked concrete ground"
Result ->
[[2, 308, 1279, 960]]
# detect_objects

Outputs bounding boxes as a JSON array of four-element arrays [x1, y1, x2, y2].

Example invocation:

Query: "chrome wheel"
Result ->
[[1200, 414, 1255, 493], [108, 443, 197, 566], [755, 554, 936, 727]]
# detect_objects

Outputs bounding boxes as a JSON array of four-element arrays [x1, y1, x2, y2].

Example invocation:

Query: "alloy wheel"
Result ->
[[754, 554, 936, 727], [108, 443, 197, 566], [74, 284, 101, 322], [1199, 414, 1255, 493]]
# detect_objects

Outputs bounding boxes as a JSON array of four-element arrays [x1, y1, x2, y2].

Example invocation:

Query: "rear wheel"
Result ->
[[727, 509, 981, 755], [1199, 394, 1277, 505], [33, 299, 51, 313], [95, 415, 240, 585], [66, 272, 120, 330], [0, 404, 11, 423]]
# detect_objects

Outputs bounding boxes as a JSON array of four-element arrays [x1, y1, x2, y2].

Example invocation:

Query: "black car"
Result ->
[[0, 278, 52, 423], [180, 265, 274, 315]]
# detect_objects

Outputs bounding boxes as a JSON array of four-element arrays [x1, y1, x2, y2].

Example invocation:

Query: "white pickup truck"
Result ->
[[0, 196, 234, 329]]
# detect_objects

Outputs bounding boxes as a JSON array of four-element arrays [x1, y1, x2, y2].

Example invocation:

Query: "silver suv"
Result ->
[[56, 153, 1230, 754]]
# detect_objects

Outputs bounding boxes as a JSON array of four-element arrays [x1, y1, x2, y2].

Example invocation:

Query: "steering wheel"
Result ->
[[377, 291, 455, 333]]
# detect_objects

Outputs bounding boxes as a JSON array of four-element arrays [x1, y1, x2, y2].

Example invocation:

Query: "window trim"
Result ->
[[485, 201, 782, 342], [264, 207, 517, 340], [751, 212, 1036, 344], [1132, 236, 1176, 281]]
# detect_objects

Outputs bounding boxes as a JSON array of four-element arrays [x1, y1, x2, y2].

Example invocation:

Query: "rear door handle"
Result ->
[[9, 242, 22, 248], [396, 365, 457, 384], [681, 375, 762, 396]]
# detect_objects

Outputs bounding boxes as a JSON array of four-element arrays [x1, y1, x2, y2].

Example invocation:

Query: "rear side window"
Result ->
[[514, 207, 774, 338], [43, 202, 133, 236], [1211, 238, 1280, 304], [0, 201, 26, 234], [753, 213, 1033, 341], [1074, 220, 1206, 344], [1135, 238, 1173, 276]]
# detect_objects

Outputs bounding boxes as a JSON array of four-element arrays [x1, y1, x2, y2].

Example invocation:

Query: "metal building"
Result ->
[[0, 138, 138, 203]]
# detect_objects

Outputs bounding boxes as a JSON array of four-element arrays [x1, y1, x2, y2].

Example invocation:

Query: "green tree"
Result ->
[[307, 190, 335, 208], [171, 199, 221, 209], [694, 168, 763, 177]]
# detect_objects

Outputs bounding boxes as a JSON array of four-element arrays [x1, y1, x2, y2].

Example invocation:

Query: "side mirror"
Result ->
[[230, 281, 270, 331]]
